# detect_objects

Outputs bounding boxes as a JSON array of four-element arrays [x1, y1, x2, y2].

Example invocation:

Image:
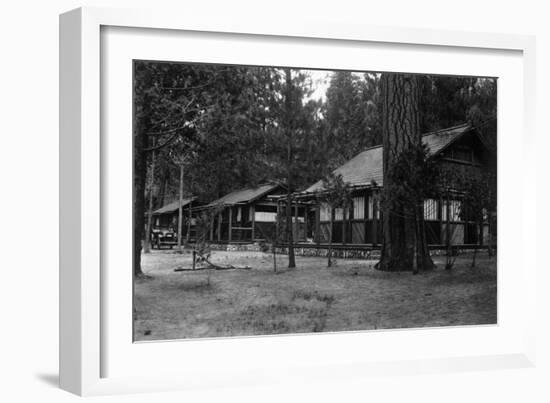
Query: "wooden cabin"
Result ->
[[203, 183, 286, 243], [281, 124, 494, 249], [150, 196, 198, 238]]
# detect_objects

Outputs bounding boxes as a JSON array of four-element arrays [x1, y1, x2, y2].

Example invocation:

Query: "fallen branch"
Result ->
[[198, 249, 252, 270], [174, 251, 251, 272], [174, 264, 251, 272]]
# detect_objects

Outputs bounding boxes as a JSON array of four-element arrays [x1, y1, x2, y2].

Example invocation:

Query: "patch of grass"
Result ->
[[216, 290, 336, 335], [134, 250, 496, 340], [134, 273, 154, 282], [177, 281, 213, 292], [427, 266, 495, 287], [292, 290, 335, 305]]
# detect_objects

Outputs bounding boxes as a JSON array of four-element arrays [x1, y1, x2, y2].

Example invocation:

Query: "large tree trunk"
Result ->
[[376, 73, 434, 272], [286, 194, 296, 268], [143, 145, 156, 254], [186, 202, 192, 244], [134, 132, 147, 276], [133, 66, 152, 277], [285, 68, 296, 269]]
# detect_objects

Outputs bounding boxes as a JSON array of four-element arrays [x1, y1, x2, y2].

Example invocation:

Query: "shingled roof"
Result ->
[[153, 197, 196, 214], [306, 124, 475, 192], [208, 183, 282, 207]]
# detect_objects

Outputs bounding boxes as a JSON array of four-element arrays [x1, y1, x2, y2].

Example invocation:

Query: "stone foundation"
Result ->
[[208, 243, 264, 252], [204, 242, 489, 260], [274, 246, 380, 260]]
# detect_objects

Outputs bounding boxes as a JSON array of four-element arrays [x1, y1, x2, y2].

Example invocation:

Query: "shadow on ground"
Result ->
[[35, 373, 59, 388]]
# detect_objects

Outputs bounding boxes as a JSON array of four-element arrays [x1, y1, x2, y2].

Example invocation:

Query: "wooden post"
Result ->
[[342, 206, 347, 245], [209, 213, 214, 241], [192, 250, 196, 271], [315, 204, 320, 244], [372, 192, 378, 246], [228, 206, 233, 243], [276, 201, 281, 242], [330, 207, 335, 244], [177, 164, 184, 252], [304, 204, 309, 240], [186, 202, 192, 243], [446, 191, 451, 254], [479, 221, 484, 246], [438, 196, 443, 245], [217, 212, 222, 242], [294, 204, 299, 241], [237, 206, 241, 242], [327, 206, 334, 267], [251, 205, 256, 241]]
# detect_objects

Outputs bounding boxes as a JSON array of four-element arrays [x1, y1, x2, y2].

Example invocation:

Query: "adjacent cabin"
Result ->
[[202, 183, 286, 243], [148, 124, 494, 250], [150, 196, 198, 239], [277, 124, 494, 249]]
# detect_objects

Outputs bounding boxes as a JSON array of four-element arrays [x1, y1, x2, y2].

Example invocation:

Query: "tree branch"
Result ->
[[143, 132, 181, 152], [161, 80, 216, 92]]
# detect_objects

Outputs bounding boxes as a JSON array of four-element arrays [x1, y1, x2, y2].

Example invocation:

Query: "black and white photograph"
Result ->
[[133, 61, 497, 341]]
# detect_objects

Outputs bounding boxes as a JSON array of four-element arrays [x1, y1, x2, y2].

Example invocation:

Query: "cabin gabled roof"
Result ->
[[153, 197, 196, 215], [305, 124, 479, 192], [207, 182, 283, 207]]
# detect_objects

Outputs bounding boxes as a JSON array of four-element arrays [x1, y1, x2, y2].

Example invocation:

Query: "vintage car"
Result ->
[[150, 227, 178, 249]]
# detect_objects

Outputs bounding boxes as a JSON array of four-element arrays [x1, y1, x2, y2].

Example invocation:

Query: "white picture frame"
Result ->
[[60, 6, 537, 396]]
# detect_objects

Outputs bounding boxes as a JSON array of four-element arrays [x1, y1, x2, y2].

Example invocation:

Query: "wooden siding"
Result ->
[[319, 223, 331, 243], [351, 222, 365, 244]]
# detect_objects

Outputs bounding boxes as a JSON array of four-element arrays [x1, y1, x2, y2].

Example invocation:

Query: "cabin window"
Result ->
[[442, 200, 462, 222], [291, 206, 306, 222], [249, 207, 254, 221], [447, 146, 474, 163], [423, 199, 438, 221], [320, 203, 331, 221], [367, 196, 380, 219], [334, 208, 344, 221], [353, 197, 365, 219], [254, 211, 276, 222], [236, 207, 242, 222]]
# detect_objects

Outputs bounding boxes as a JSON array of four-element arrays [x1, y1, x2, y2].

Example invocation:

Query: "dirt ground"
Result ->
[[134, 249, 497, 341]]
